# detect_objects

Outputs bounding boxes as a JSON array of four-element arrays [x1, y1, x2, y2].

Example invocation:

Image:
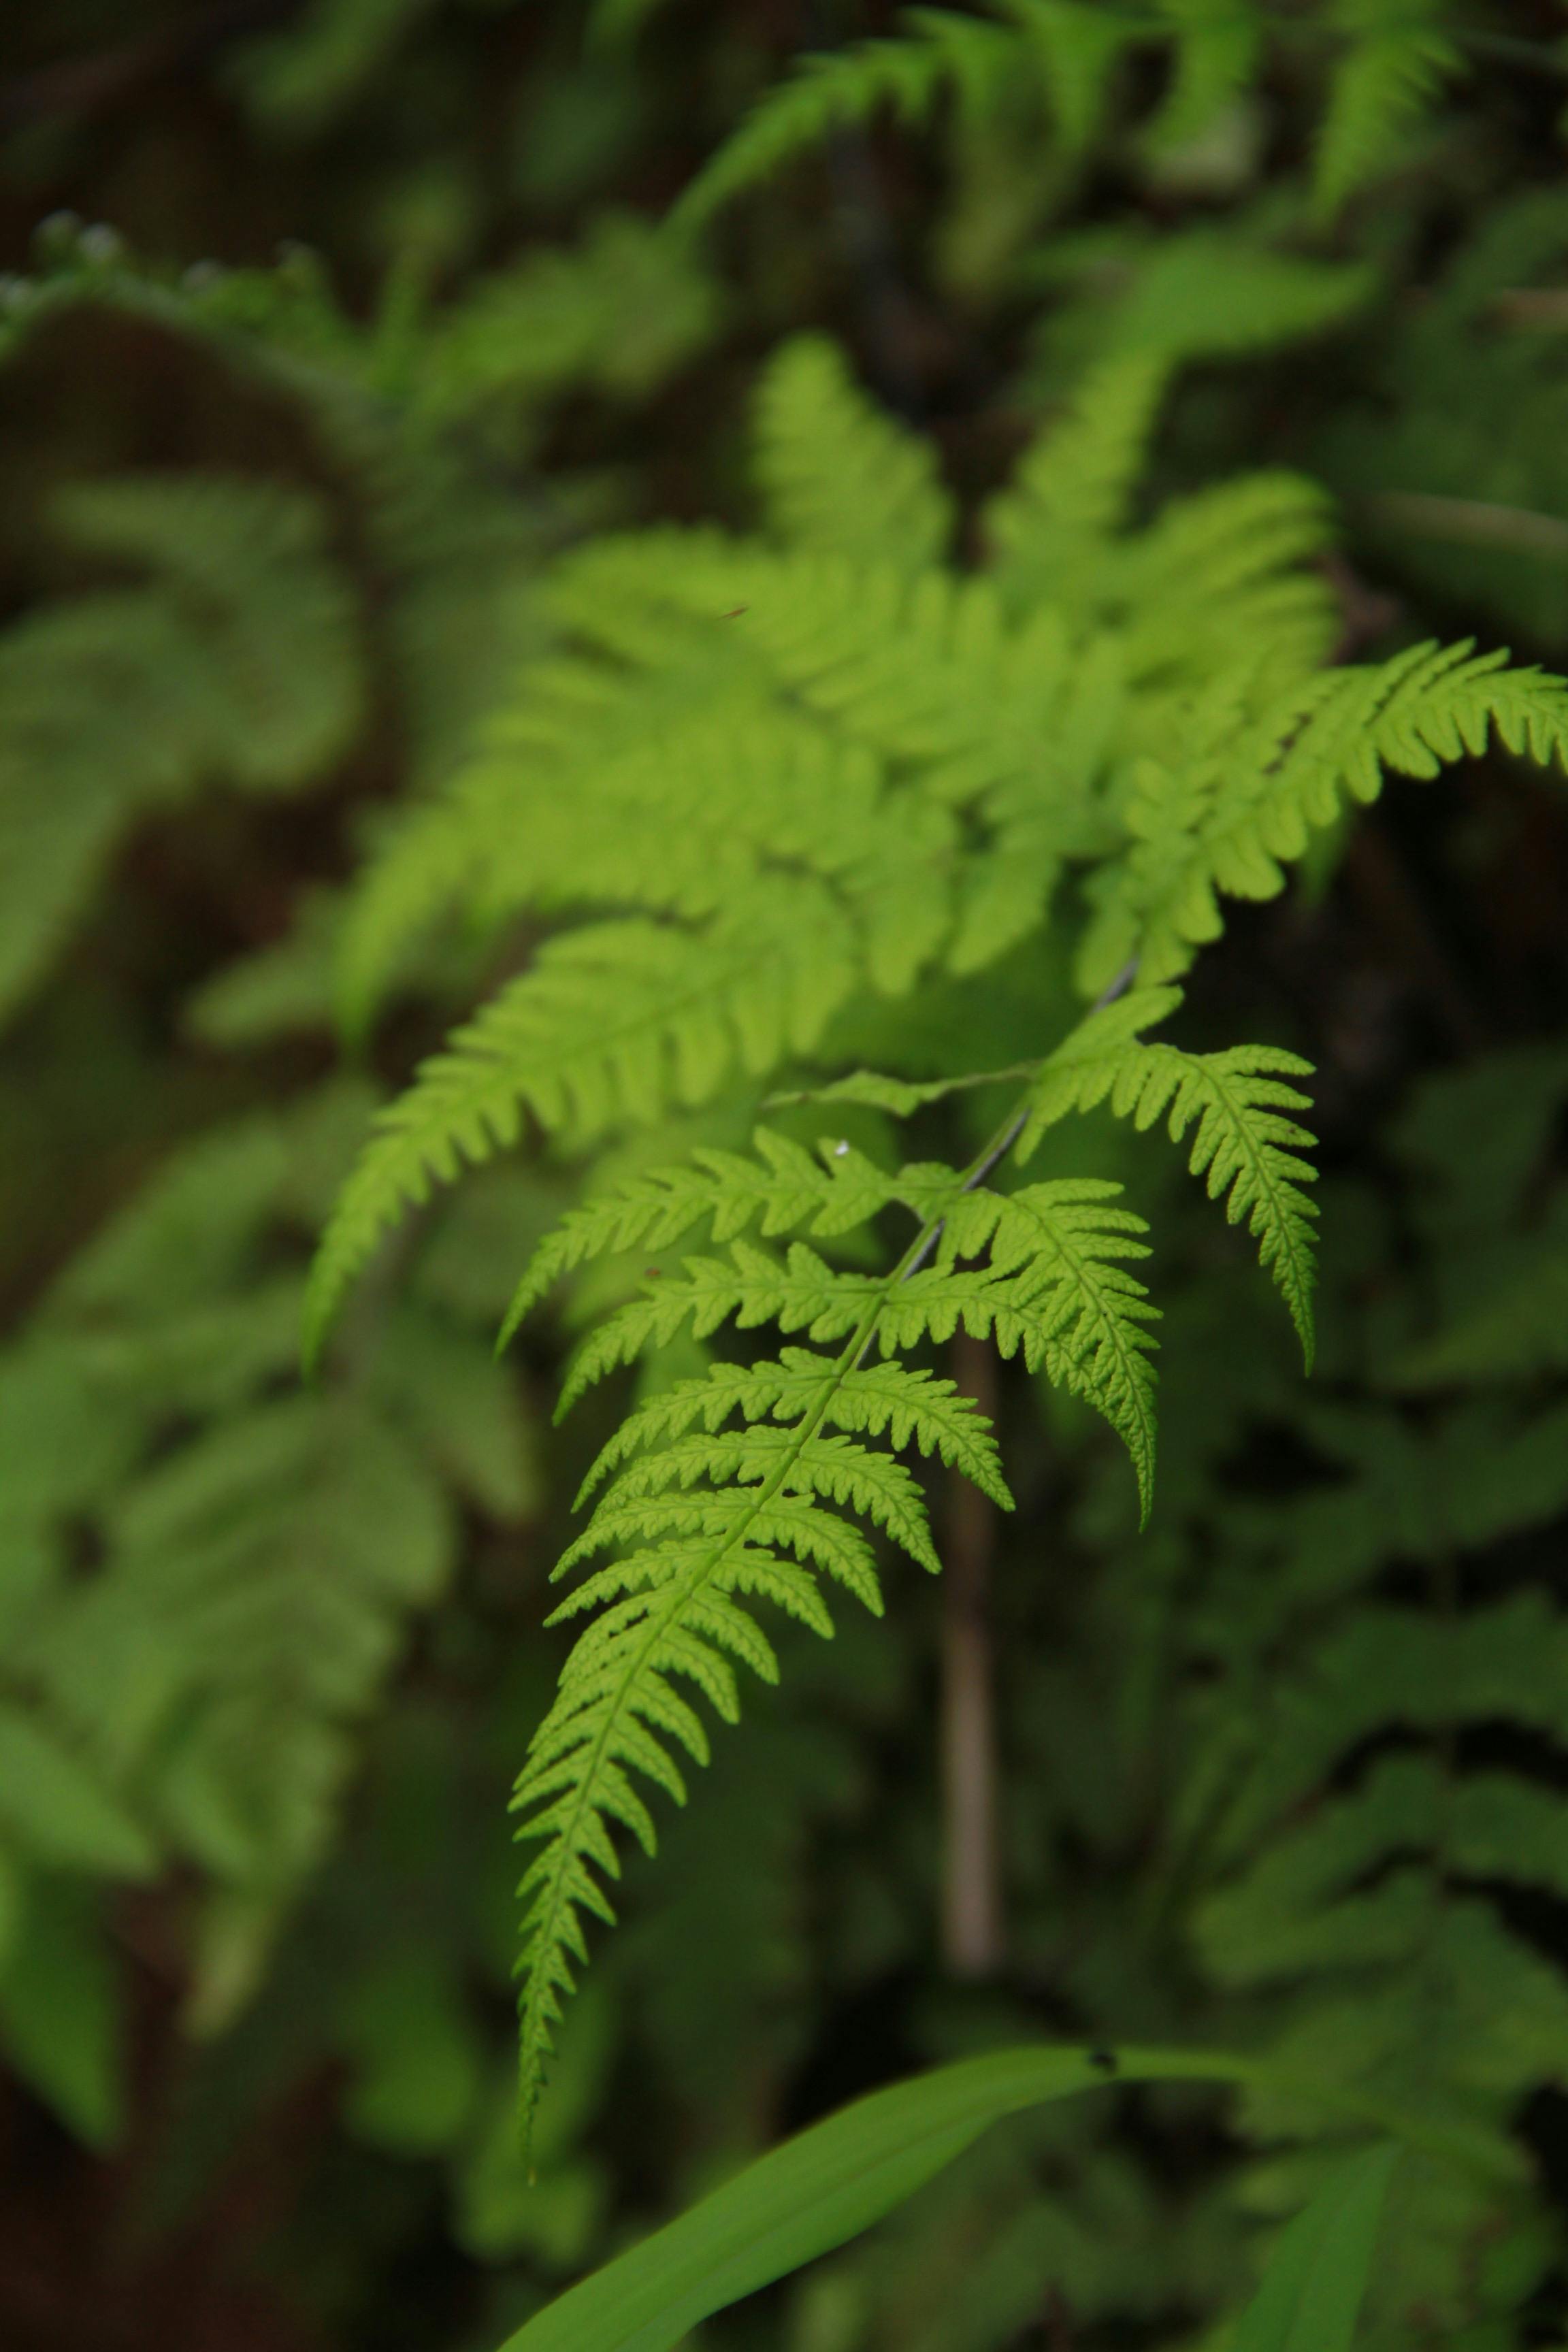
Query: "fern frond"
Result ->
[[577, 1349, 1013, 1509], [0, 475, 362, 1024], [1115, 472, 1341, 685], [755, 334, 953, 571], [1079, 642, 1568, 994], [942, 1181, 1160, 1504], [1019, 985, 1187, 1145], [500, 1128, 894, 1348], [417, 210, 720, 423], [1313, 0, 1463, 219], [670, 10, 1018, 233], [1135, 1047, 1318, 1365], [983, 352, 1171, 612], [305, 892, 858, 1366], [507, 1126, 1158, 2132], [1019, 989, 1318, 1358]]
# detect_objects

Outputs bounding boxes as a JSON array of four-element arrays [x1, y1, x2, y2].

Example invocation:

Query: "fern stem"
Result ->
[[941, 1329, 1004, 1977]]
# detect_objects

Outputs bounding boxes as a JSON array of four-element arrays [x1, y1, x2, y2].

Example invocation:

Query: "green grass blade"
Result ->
[[1232, 2142, 1399, 2352], [497, 2044, 1252, 2352]]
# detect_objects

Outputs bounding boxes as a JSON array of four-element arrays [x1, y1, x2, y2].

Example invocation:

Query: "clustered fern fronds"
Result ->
[[0, 1088, 534, 2103], [306, 331, 1566, 1361], [0, 474, 361, 1024], [297, 325, 1568, 2132], [305, 338, 1328, 1350], [1188, 1411, 1568, 2332]]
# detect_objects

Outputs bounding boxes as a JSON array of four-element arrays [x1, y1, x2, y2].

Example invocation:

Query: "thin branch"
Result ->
[[941, 1326, 1004, 1975]]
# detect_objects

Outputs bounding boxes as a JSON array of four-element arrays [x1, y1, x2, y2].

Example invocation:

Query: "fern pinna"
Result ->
[[306, 333, 1568, 2128]]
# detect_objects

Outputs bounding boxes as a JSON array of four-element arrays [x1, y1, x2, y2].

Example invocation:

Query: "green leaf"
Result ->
[[1231, 2143, 1399, 2352], [497, 2044, 1252, 2352]]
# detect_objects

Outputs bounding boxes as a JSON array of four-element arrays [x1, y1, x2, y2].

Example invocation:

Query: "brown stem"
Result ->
[[940, 1328, 1004, 1976]]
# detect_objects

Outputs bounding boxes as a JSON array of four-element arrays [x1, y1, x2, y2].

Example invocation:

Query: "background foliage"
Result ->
[[3, 3, 1568, 2349]]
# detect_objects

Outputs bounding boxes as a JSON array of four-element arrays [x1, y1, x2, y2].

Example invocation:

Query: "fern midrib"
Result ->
[[517, 1095, 1032, 2113]]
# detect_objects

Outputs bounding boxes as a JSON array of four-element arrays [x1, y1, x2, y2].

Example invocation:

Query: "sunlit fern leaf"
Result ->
[[319, 340, 1352, 1352], [576, 1350, 1013, 1510], [304, 891, 859, 1366], [755, 335, 953, 572], [1313, 0, 1463, 220], [1115, 472, 1341, 686], [942, 1181, 1160, 1508], [1132, 1047, 1318, 1367], [1021, 990, 1318, 1361], [1077, 642, 1568, 994], [505, 1133, 1156, 2132], [500, 1128, 898, 1350], [982, 352, 1171, 612]]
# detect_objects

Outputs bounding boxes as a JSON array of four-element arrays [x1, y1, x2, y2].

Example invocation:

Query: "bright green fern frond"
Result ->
[[942, 1180, 1160, 1507], [755, 335, 953, 571], [305, 891, 858, 1365], [1115, 472, 1341, 687], [1019, 985, 1188, 1146], [1019, 989, 1318, 1358], [500, 1129, 896, 1349], [1123, 1045, 1318, 1367], [1079, 641, 1568, 994], [983, 352, 1171, 612], [576, 1349, 1012, 1509], [507, 1120, 1159, 2132]]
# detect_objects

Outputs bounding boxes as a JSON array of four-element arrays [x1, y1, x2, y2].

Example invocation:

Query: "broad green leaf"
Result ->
[[498, 2044, 1251, 2352], [1232, 2144, 1399, 2352]]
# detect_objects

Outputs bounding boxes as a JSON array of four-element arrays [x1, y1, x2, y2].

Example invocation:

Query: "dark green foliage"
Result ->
[[5, 3, 1568, 2349]]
